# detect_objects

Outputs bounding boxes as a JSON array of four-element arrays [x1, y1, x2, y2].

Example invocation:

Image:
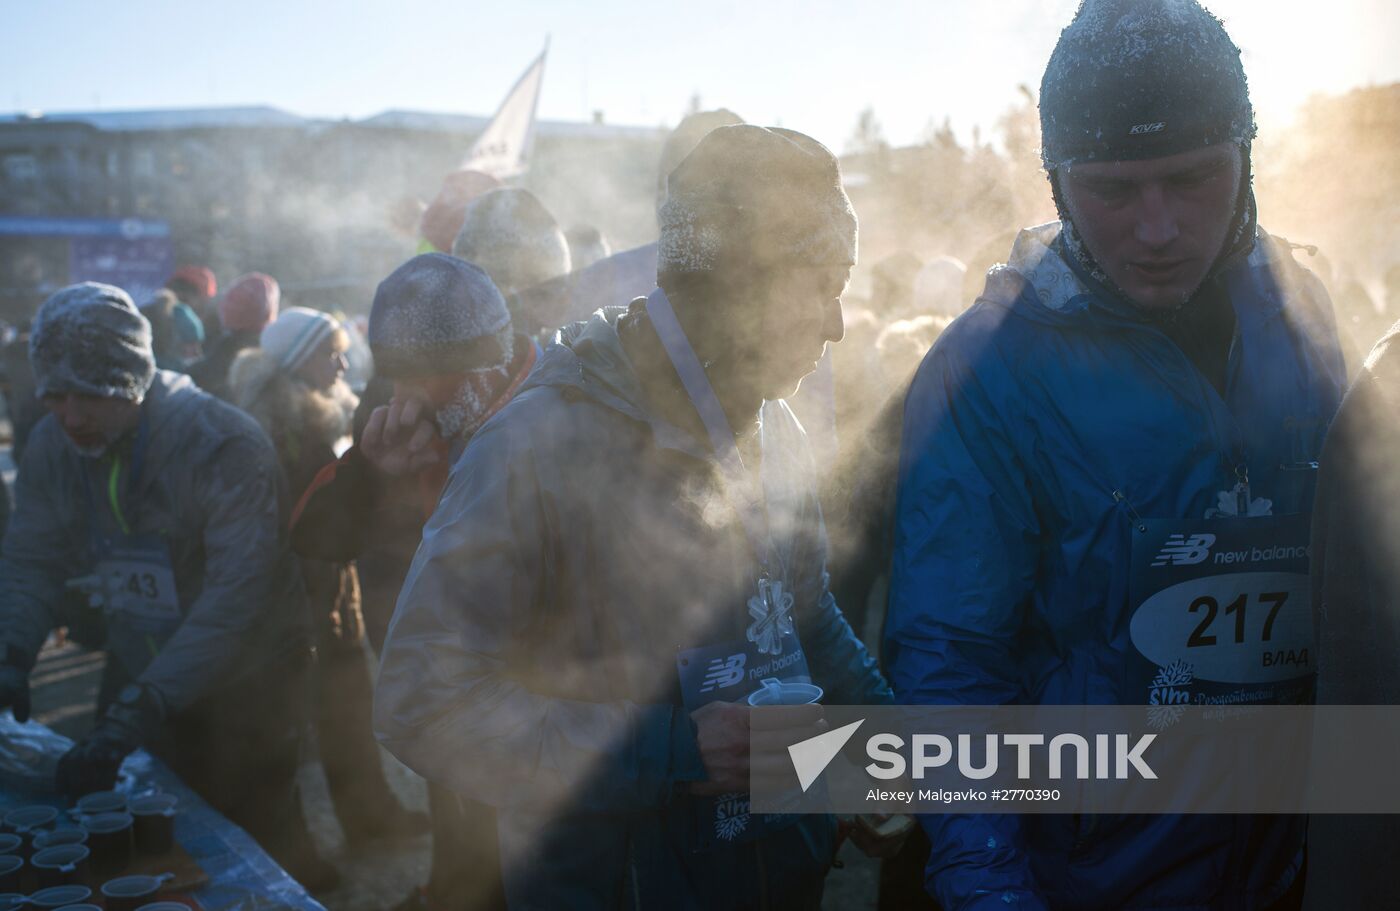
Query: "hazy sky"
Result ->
[[6, 0, 1397, 151]]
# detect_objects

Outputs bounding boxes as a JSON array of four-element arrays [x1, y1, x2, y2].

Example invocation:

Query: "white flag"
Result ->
[[462, 44, 547, 179]]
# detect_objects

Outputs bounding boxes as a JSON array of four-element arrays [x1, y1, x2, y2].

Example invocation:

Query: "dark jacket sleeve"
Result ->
[[886, 339, 1051, 911], [290, 445, 376, 561]]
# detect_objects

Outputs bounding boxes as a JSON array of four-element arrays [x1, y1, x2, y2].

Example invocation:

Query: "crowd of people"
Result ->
[[1, 1, 1397, 909]]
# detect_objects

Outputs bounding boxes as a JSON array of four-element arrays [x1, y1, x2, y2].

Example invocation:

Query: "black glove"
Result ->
[[56, 683, 164, 797], [0, 645, 34, 723]]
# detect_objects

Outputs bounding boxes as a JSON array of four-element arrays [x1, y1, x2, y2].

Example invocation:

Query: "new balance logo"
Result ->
[[699, 654, 746, 693], [1151, 533, 1216, 567], [1129, 121, 1166, 135]]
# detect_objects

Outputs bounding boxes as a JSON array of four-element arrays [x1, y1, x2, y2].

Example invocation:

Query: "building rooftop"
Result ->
[[0, 105, 307, 131], [0, 105, 665, 139]]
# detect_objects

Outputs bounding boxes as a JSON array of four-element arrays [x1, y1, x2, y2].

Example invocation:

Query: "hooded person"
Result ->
[[418, 169, 503, 256], [887, 1, 1346, 908], [450, 187, 571, 300], [0, 283, 337, 889], [141, 289, 205, 372], [166, 265, 219, 342], [227, 308, 425, 847], [372, 125, 897, 909], [190, 272, 280, 400], [289, 254, 538, 911]]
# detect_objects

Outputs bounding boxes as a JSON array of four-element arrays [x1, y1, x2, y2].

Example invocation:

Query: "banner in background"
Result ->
[[461, 43, 548, 179]]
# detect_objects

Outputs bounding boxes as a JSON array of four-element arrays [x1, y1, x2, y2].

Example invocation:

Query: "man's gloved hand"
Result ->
[[56, 683, 165, 797], [0, 645, 35, 722]]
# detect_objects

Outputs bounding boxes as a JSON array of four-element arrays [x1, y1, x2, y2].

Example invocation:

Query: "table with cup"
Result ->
[[0, 715, 323, 911]]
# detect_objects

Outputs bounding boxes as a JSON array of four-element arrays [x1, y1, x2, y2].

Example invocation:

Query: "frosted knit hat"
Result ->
[[451, 188, 571, 298], [30, 282, 155, 402], [1039, 0, 1255, 170], [369, 253, 511, 379], [657, 125, 857, 278]]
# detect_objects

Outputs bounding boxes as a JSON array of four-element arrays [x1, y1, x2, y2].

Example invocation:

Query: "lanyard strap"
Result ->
[[645, 288, 773, 571], [107, 455, 129, 534], [82, 413, 149, 540]]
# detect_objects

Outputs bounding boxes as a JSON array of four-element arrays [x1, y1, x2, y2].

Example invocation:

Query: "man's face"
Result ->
[[1060, 144, 1243, 311], [41, 392, 142, 457], [726, 263, 850, 401]]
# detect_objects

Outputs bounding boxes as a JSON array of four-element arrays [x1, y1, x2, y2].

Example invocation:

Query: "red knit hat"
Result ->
[[419, 169, 501, 254], [168, 265, 217, 300], [219, 272, 281, 333]]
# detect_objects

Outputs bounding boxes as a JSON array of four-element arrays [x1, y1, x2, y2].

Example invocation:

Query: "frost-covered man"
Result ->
[[0, 283, 331, 885], [374, 125, 894, 909], [887, 1, 1346, 908], [291, 253, 539, 911]]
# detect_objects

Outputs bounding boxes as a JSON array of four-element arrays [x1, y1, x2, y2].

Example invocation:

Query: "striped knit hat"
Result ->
[[259, 307, 340, 372]]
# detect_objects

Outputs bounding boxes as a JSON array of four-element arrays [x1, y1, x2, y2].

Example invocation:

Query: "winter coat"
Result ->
[[228, 349, 363, 647], [887, 223, 1346, 910], [374, 305, 892, 909], [1303, 319, 1400, 909], [188, 328, 260, 401], [0, 370, 308, 711], [288, 335, 540, 654]]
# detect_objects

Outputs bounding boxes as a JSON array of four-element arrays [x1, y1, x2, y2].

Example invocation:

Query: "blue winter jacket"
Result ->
[[886, 223, 1346, 910]]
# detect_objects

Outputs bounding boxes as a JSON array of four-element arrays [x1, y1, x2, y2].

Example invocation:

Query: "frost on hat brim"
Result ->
[[371, 332, 508, 380]]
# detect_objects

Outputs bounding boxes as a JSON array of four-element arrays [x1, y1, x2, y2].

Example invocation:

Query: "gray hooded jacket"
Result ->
[[374, 305, 890, 909], [0, 370, 307, 711]]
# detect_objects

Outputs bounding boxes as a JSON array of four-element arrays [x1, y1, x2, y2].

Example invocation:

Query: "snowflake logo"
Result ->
[[1152, 660, 1194, 689], [746, 580, 795, 656], [1146, 660, 1195, 730], [714, 793, 750, 841], [1147, 703, 1186, 730]]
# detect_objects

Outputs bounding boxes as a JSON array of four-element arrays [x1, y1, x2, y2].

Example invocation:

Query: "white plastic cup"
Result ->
[[746, 677, 824, 706]]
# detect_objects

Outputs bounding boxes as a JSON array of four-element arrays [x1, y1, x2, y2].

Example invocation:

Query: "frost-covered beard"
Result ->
[[432, 331, 516, 439]]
